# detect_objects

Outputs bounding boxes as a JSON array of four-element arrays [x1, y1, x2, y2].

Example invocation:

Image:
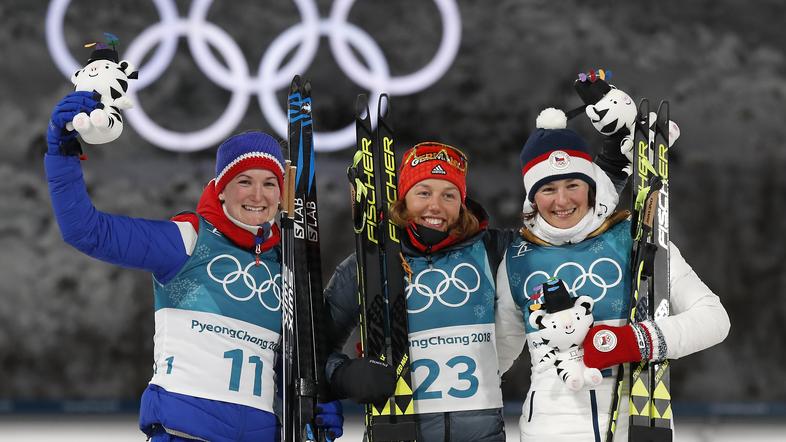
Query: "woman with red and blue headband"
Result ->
[[45, 91, 343, 441]]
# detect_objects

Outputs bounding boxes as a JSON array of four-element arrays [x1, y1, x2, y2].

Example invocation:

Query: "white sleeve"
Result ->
[[173, 221, 198, 256], [656, 242, 731, 360], [495, 254, 527, 376]]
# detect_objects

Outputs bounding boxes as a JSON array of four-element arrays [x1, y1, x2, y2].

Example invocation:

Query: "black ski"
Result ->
[[375, 94, 417, 437], [625, 99, 672, 442], [281, 75, 330, 442], [649, 101, 672, 434], [280, 159, 299, 442], [605, 98, 651, 442], [348, 94, 417, 441]]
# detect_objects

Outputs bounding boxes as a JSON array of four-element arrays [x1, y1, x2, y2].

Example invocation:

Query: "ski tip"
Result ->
[[637, 98, 650, 120], [355, 94, 370, 119], [378, 93, 391, 119], [290, 75, 302, 90], [656, 100, 669, 115]]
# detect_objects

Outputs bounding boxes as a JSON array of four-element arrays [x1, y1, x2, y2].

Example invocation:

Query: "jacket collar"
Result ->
[[403, 197, 489, 255], [196, 179, 280, 253]]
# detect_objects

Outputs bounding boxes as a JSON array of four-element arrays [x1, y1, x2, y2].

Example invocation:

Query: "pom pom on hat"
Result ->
[[536, 108, 568, 130], [520, 108, 596, 202], [215, 131, 286, 195]]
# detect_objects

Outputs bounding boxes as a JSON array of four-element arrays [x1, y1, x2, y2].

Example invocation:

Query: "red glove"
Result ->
[[583, 323, 652, 370]]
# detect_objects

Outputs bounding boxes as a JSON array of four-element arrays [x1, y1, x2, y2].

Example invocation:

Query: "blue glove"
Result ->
[[316, 400, 343, 440], [47, 91, 103, 156]]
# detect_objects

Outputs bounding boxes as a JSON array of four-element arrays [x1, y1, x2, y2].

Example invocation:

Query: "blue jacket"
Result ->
[[45, 153, 280, 442]]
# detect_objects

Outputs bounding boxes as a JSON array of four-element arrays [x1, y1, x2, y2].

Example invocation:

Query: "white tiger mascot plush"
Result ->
[[573, 70, 680, 171], [66, 45, 138, 145], [528, 279, 602, 392]]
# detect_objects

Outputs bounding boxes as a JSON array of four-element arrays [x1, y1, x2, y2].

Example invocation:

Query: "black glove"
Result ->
[[47, 91, 103, 156], [595, 130, 631, 184], [330, 357, 395, 404]]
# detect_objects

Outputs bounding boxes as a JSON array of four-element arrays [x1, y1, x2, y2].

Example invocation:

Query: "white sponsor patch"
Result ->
[[548, 150, 571, 170]]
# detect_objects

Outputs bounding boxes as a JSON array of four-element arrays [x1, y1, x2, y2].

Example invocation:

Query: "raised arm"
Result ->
[[45, 92, 189, 284]]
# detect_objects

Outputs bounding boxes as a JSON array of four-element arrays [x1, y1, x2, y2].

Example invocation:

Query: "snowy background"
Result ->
[[2, 0, 786, 438]]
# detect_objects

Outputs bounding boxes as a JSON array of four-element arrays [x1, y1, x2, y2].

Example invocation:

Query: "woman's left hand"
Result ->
[[583, 324, 645, 370], [316, 400, 344, 440]]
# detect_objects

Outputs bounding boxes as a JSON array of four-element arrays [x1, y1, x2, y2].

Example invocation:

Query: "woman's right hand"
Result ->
[[47, 91, 103, 156]]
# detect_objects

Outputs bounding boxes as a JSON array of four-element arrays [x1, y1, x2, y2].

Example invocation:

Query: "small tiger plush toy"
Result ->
[[528, 278, 603, 392], [66, 34, 138, 145], [573, 70, 680, 172]]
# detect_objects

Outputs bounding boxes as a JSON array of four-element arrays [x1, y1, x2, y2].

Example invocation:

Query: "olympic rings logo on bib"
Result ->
[[207, 254, 282, 312], [46, 0, 461, 152], [405, 263, 480, 314], [523, 258, 623, 303]]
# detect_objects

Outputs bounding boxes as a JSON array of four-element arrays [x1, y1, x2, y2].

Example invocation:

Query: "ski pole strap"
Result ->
[[642, 243, 657, 277]]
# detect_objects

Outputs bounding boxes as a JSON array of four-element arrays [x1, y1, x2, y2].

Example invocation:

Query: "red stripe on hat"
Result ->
[[215, 156, 285, 194], [521, 149, 593, 176]]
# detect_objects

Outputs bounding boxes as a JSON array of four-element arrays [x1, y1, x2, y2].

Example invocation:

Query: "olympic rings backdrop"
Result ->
[[2, 0, 785, 413], [46, 0, 461, 152]]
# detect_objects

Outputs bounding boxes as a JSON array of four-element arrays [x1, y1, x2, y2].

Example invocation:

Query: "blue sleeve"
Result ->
[[45, 154, 188, 284]]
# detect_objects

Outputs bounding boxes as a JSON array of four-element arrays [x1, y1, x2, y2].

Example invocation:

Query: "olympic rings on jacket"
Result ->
[[207, 254, 282, 312], [523, 257, 623, 303], [46, 0, 461, 152], [406, 263, 481, 314]]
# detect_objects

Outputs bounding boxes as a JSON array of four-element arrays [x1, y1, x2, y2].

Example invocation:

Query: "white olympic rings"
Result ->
[[405, 263, 480, 314], [46, 0, 461, 152], [207, 254, 282, 312], [523, 258, 623, 303]]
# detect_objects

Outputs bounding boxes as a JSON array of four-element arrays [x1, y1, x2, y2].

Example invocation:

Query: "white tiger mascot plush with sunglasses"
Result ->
[[66, 43, 138, 145], [528, 278, 603, 392]]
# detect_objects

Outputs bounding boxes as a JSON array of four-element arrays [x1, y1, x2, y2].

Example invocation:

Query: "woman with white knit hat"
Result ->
[[495, 108, 730, 441]]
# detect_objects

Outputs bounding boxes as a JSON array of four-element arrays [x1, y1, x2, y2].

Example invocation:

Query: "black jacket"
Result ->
[[322, 199, 515, 442]]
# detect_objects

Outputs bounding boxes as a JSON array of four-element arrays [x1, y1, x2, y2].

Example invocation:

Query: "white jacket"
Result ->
[[496, 241, 730, 441]]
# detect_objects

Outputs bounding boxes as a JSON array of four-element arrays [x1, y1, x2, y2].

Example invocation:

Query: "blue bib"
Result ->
[[404, 239, 503, 414], [506, 220, 633, 334], [405, 240, 495, 333], [154, 216, 282, 334]]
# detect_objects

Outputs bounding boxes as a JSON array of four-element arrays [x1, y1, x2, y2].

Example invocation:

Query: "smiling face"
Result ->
[[219, 169, 281, 226], [71, 60, 121, 97], [403, 179, 461, 232], [533, 178, 591, 229], [529, 295, 595, 351]]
